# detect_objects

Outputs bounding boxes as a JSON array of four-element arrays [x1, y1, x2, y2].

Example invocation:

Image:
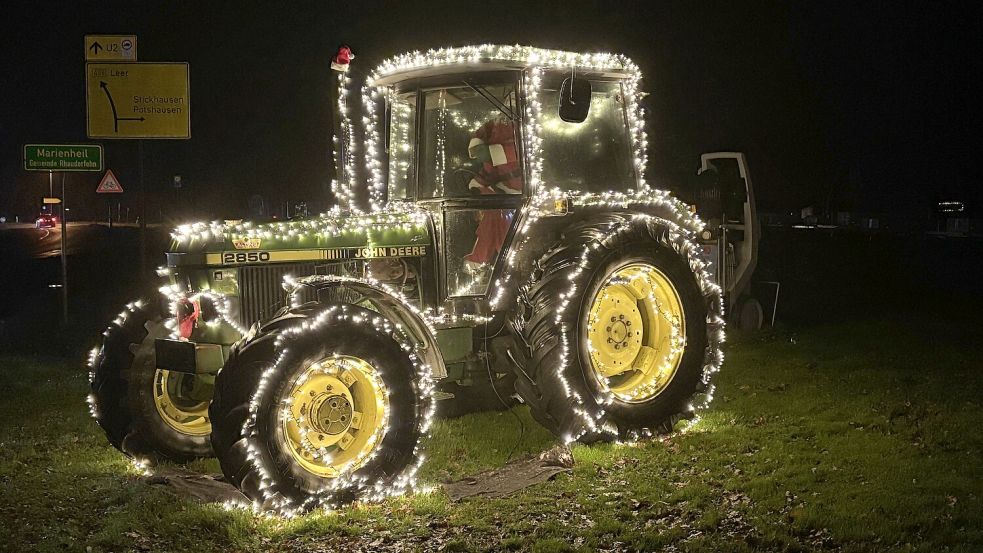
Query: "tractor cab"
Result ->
[[366, 55, 641, 307]]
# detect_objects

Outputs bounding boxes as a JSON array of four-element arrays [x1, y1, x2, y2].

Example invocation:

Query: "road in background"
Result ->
[[1, 221, 162, 258]]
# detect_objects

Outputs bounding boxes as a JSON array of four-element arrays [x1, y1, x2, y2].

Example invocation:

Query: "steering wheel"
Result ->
[[452, 167, 480, 195]]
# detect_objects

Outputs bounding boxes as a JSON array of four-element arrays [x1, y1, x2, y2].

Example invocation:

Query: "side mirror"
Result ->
[[558, 77, 591, 123]]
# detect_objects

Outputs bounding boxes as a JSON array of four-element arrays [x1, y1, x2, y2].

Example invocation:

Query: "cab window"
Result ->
[[418, 80, 521, 198], [539, 75, 636, 192]]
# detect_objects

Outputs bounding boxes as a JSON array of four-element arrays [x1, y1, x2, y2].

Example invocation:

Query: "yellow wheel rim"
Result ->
[[586, 263, 686, 402], [153, 369, 212, 436], [279, 356, 389, 478]]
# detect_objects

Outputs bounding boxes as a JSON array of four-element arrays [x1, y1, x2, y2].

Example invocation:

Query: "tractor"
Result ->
[[87, 45, 756, 514]]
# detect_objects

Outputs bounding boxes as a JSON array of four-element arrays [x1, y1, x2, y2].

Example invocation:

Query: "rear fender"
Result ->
[[492, 192, 705, 312]]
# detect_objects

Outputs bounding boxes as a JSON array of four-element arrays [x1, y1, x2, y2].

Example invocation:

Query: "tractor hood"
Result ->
[[165, 207, 433, 268]]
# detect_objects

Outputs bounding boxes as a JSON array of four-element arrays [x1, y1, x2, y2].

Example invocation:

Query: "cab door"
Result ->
[[698, 152, 759, 303]]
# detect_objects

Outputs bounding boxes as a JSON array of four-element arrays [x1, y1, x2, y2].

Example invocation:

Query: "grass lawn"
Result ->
[[1, 317, 980, 552]]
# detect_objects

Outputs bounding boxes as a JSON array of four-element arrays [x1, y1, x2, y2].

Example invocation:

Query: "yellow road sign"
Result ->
[[85, 35, 137, 61], [86, 62, 190, 139]]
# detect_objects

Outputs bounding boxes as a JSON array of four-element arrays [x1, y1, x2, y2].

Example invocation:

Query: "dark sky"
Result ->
[[1, 1, 978, 222]]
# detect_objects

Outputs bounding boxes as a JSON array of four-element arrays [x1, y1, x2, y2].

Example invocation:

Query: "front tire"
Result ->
[[209, 304, 434, 513], [88, 299, 213, 462], [512, 215, 723, 442]]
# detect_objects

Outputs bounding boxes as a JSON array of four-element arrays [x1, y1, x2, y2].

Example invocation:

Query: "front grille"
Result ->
[[238, 263, 318, 328]]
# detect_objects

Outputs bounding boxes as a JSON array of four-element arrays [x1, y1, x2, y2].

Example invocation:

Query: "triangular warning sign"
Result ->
[[96, 169, 124, 194]]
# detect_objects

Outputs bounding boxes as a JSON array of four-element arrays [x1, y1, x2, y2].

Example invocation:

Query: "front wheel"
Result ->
[[512, 215, 724, 442], [88, 299, 213, 462], [209, 304, 434, 513]]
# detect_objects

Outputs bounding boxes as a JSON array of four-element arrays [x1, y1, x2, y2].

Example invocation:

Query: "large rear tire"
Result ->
[[512, 215, 723, 442], [209, 304, 433, 514], [88, 299, 213, 462]]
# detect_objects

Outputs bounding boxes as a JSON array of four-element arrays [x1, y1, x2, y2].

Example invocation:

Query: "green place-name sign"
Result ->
[[23, 144, 104, 172]]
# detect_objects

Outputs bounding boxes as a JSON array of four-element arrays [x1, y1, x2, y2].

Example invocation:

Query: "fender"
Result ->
[[491, 191, 707, 312], [288, 275, 448, 380]]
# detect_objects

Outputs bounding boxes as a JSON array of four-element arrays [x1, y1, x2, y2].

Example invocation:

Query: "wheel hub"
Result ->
[[586, 263, 686, 402], [153, 369, 212, 437], [280, 356, 388, 478], [313, 394, 353, 436]]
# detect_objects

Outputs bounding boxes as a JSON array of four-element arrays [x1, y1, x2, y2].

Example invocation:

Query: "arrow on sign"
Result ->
[[89, 41, 103, 55], [99, 81, 145, 133]]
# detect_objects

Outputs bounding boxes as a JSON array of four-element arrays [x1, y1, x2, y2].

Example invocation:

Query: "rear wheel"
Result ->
[[512, 215, 722, 442], [735, 296, 764, 332], [209, 304, 433, 513], [88, 299, 213, 462]]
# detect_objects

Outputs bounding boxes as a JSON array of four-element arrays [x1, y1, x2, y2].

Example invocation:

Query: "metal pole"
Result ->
[[60, 173, 68, 324], [48, 171, 53, 198], [138, 140, 146, 280]]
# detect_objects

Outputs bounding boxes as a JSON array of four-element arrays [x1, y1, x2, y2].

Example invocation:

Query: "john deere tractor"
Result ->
[[88, 45, 756, 513]]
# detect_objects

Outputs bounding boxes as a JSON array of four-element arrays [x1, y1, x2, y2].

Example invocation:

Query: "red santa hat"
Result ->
[[331, 45, 354, 72]]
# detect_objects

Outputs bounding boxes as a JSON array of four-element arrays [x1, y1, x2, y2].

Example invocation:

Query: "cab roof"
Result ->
[[368, 44, 638, 87]]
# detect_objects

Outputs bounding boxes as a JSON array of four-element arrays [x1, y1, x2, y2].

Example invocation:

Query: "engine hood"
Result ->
[[166, 207, 433, 268]]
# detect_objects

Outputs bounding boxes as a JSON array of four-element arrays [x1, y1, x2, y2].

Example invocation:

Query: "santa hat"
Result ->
[[331, 45, 354, 72]]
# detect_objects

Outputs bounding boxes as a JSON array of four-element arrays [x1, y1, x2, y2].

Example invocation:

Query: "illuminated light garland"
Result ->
[[333, 71, 359, 211], [238, 299, 437, 517], [157, 283, 250, 340], [99, 47, 726, 511], [369, 45, 637, 83], [85, 299, 167, 477], [447, 110, 489, 133], [360, 86, 387, 212], [387, 91, 415, 199], [169, 205, 430, 246], [433, 90, 448, 197], [517, 213, 725, 444]]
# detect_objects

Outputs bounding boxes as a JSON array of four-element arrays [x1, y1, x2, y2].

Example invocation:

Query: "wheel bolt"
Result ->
[[607, 338, 613, 343], [619, 314, 625, 320], [626, 321, 631, 326], [611, 316, 617, 322], [606, 326, 611, 332]]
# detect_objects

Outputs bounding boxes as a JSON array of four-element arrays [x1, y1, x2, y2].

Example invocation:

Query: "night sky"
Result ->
[[1, 1, 978, 223]]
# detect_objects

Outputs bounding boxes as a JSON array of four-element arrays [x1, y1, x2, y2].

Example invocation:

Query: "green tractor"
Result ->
[[88, 45, 753, 514]]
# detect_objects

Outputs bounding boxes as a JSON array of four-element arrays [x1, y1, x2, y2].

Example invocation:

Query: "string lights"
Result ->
[[238, 276, 438, 516], [166, 44, 722, 444], [333, 71, 358, 211], [170, 207, 430, 246], [88, 45, 727, 514]]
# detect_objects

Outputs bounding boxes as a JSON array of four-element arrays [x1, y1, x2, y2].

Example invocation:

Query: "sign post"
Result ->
[[23, 144, 102, 324], [97, 169, 124, 230], [60, 174, 68, 324]]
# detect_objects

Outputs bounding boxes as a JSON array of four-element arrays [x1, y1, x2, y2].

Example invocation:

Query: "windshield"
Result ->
[[418, 78, 521, 198], [539, 76, 636, 192]]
